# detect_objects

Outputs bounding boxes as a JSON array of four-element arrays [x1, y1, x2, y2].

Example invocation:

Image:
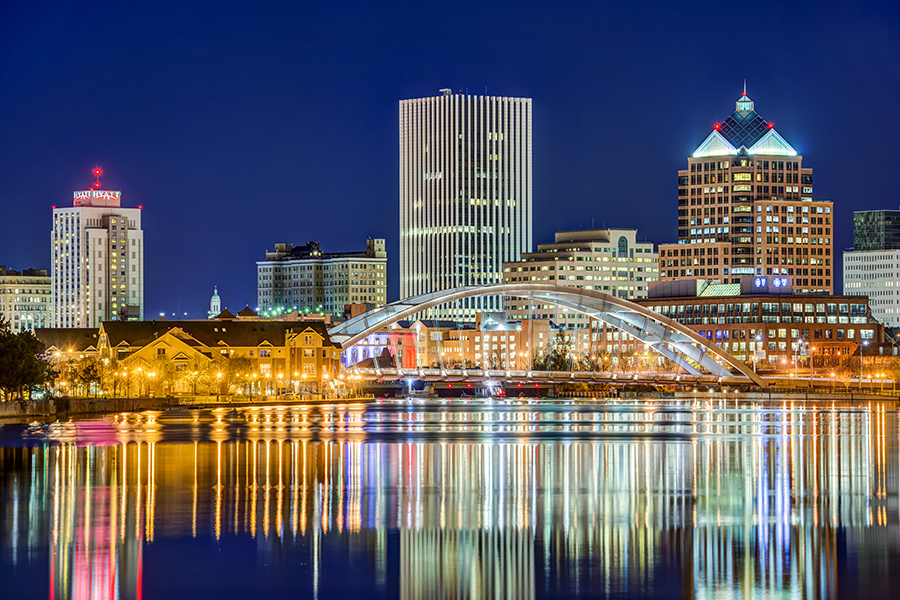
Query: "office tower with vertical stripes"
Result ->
[[399, 90, 532, 321]]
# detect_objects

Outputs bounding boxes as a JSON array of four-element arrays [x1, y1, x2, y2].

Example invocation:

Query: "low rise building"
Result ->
[[98, 318, 341, 397], [257, 239, 387, 317], [0, 266, 51, 333], [636, 277, 882, 370]]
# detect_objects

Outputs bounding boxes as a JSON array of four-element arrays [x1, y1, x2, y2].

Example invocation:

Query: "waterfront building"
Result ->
[[208, 286, 221, 319], [501, 229, 658, 327], [256, 239, 386, 317], [51, 172, 144, 327], [0, 266, 51, 332], [635, 277, 880, 369], [399, 90, 532, 321], [844, 208, 900, 328], [98, 318, 340, 397], [660, 89, 832, 294]]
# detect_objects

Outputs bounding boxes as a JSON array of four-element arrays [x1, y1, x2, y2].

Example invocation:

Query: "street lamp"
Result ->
[[860, 340, 868, 391]]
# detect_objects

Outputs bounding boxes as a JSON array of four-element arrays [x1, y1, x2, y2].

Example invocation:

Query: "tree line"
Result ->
[[0, 315, 54, 402]]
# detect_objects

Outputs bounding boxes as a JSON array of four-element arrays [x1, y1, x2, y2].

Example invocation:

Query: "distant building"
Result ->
[[256, 239, 387, 317], [0, 266, 51, 332], [208, 286, 221, 319], [843, 208, 900, 328], [51, 174, 144, 327], [502, 229, 658, 327], [852, 209, 900, 251], [399, 90, 533, 322], [659, 89, 832, 294]]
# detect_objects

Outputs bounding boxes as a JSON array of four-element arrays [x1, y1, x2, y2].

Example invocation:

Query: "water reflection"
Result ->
[[0, 400, 898, 598]]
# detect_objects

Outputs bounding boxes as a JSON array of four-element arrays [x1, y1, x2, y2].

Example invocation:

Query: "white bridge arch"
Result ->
[[329, 283, 766, 387]]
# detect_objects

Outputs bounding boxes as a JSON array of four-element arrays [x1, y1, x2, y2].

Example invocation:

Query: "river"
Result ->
[[1, 398, 898, 598]]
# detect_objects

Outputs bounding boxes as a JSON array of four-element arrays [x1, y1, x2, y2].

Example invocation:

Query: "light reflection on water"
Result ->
[[0, 399, 898, 599]]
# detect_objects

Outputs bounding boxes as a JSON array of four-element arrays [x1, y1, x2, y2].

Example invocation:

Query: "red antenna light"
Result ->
[[138, 205, 143, 209], [91, 166, 103, 190], [768, 123, 774, 129], [714, 123, 720, 130]]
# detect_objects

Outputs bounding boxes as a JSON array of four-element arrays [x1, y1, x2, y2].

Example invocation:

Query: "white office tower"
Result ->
[[51, 185, 144, 327], [399, 90, 533, 322]]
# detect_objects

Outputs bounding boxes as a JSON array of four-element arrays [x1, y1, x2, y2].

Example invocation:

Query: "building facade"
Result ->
[[399, 90, 533, 321], [257, 239, 387, 317], [0, 266, 51, 332], [843, 209, 900, 328], [637, 278, 880, 370], [51, 187, 144, 328], [852, 209, 900, 252], [660, 90, 833, 294], [501, 229, 658, 327]]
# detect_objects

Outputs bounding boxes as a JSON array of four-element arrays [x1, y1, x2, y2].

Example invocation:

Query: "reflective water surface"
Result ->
[[1, 399, 898, 599]]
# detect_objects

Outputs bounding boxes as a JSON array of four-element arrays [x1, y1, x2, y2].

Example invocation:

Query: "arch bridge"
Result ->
[[328, 283, 765, 388]]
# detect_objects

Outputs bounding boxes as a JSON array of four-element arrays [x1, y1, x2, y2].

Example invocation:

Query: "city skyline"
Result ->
[[2, 1, 900, 318]]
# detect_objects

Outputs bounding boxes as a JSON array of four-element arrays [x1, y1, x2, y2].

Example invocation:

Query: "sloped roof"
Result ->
[[719, 109, 770, 149], [694, 93, 796, 157], [213, 309, 236, 320], [100, 320, 338, 350], [34, 328, 100, 352], [237, 306, 258, 317]]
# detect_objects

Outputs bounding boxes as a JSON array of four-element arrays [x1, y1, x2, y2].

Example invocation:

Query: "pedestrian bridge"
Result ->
[[329, 283, 766, 388], [343, 365, 752, 388]]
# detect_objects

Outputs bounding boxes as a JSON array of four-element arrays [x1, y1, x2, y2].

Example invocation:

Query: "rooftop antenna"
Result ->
[[91, 166, 102, 189], [743, 79, 747, 96]]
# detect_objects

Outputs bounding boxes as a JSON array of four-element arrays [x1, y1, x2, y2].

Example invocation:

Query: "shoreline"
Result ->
[[1, 391, 897, 422]]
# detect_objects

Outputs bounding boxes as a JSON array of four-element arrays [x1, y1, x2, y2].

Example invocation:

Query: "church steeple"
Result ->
[[208, 286, 222, 319]]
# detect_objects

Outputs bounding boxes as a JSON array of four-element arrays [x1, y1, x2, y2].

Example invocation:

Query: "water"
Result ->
[[1, 398, 898, 599]]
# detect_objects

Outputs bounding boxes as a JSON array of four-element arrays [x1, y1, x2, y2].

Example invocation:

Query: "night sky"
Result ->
[[2, 0, 899, 319]]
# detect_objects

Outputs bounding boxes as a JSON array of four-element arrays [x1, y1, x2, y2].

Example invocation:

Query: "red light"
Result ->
[[93, 182, 100, 188], [768, 123, 774, 129], [467, 383, 471, 388], [94, 169, 101, 175], [51, 205, 56, 209], [138, 205, 143, 209], [714, 123, 720, 130]]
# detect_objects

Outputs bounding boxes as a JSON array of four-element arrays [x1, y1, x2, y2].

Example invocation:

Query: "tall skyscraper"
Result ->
[[843, 208, 900, 328], [399, 90, 532, 321], [658, 89, 833, 294], [51, 170, 144, 328]]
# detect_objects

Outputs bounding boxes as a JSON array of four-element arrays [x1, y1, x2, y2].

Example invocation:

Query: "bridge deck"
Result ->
[[345, 366, 755, 386]]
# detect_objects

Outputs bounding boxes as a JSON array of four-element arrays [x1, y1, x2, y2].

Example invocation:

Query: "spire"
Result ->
[[743, 79, 747, 96]]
